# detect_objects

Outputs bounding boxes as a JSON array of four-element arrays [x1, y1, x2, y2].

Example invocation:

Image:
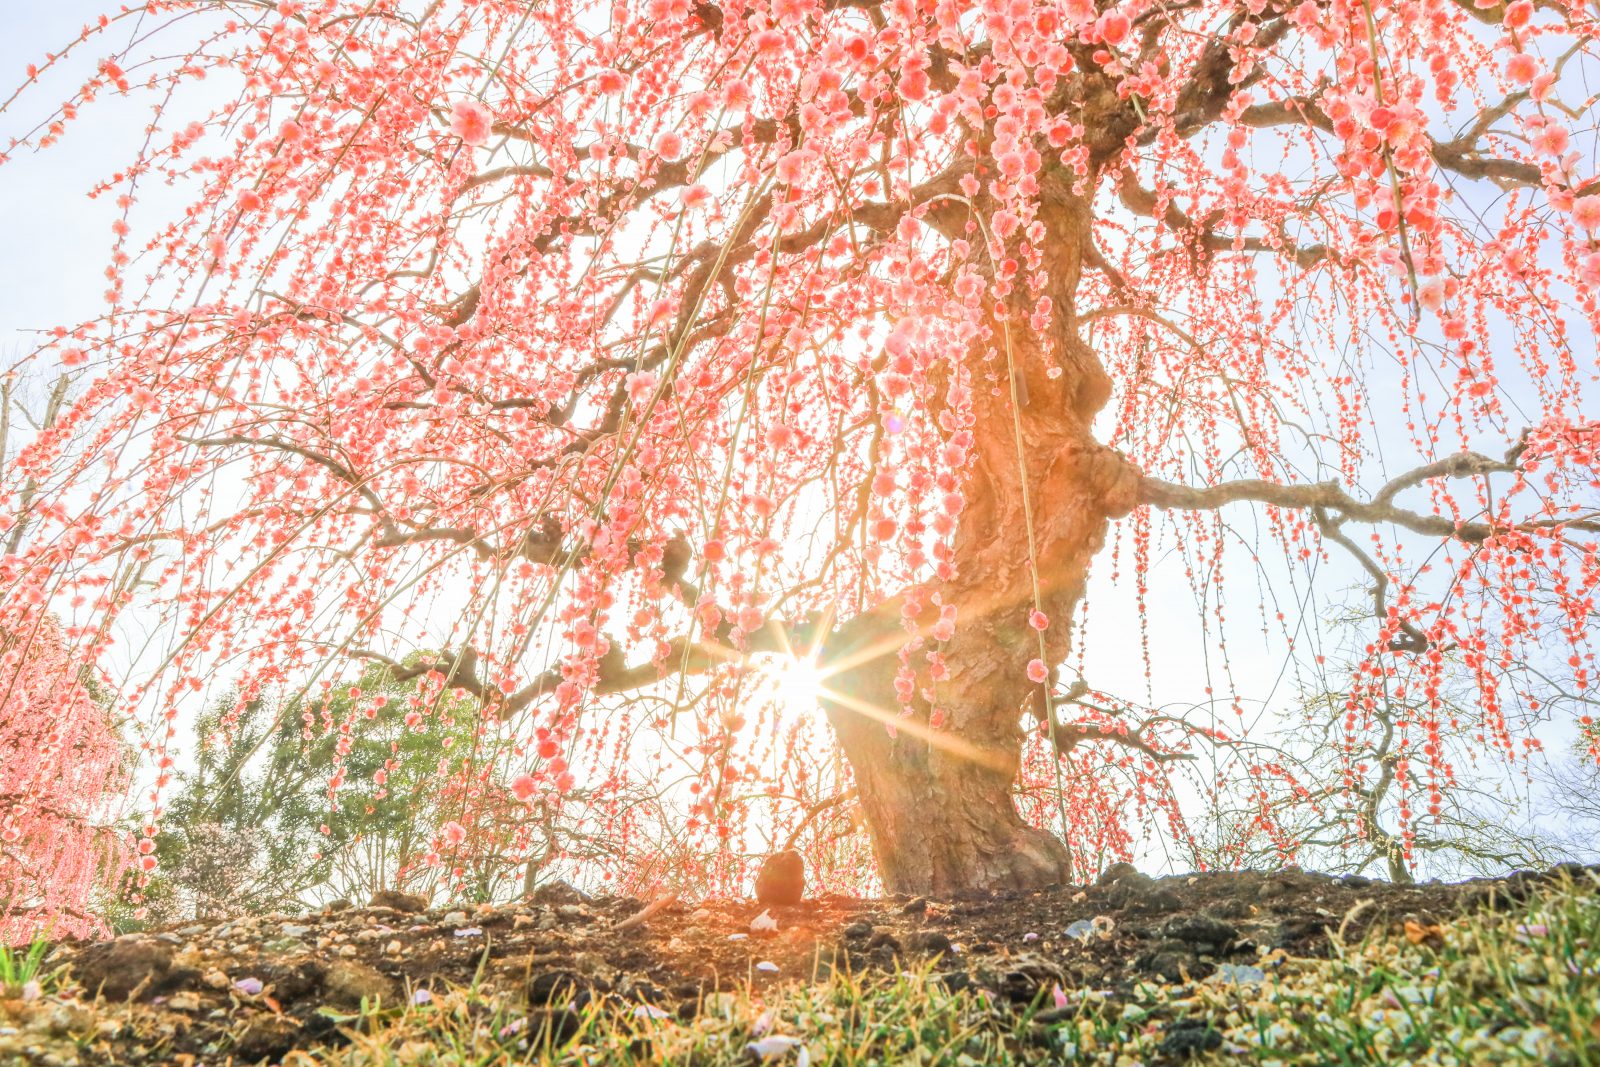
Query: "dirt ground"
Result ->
[[6, 862, 1596, 1065]]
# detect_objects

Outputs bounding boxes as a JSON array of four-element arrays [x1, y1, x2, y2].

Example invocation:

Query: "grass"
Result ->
[[0, 937, 52, 997], [269, 873, 1600, 1066]]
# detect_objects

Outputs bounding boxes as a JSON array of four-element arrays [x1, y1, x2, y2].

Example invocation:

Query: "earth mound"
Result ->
[[4, 863, 1595, 1064]]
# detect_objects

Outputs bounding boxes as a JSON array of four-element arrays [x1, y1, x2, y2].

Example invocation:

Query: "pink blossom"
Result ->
[[1064, 0, 1096, 23], [1097, 11, 1132, 45], [1533, 123, 1570, 157], [1581, 252, 1600, 287], [511, 775, 538, 801], [681, 183, 711, 211], [596, 68, 627, 94], [775, 149, 808, 185], [1574, 196, 1600, 233], [450, 99, 494, 147], [654, 130, 686, 161], [1506, 53, 1539, 84], [1026, 659, 1048, 683], [1029, 610, 1049, 632], [442, 820, 467, 845]]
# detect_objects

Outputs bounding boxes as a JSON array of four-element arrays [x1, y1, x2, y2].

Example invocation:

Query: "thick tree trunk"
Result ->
[[820, 191, 1140, 896]]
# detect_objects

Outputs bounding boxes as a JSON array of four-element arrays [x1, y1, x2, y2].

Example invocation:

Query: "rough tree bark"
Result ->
[[818, 187, 1141, 896]]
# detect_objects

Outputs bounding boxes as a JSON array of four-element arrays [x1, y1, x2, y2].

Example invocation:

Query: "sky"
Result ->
[[1, 1, 1589, 886], [1, 4, 151, 363]]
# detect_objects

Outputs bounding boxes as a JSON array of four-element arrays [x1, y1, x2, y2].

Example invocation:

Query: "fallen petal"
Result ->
[[747, 1035, 803, 1057]]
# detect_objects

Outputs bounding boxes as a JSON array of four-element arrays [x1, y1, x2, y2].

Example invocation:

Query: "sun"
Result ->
[[772, 654, 826, 720]]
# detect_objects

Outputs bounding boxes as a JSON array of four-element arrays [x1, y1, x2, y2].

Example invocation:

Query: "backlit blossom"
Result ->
[[1506, 53, 1539, 84], [654, 130, 685, 160], [449, 99, 493, 146]]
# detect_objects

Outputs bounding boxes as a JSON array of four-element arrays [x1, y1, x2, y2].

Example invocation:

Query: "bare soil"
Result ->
[[8, 862, 1597, 1065]]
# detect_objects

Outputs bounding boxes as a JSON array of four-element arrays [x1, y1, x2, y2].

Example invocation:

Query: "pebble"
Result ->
[[369, 890, 429, 913], [166, 992, 200, 1013], [754, 850, 806, 907]]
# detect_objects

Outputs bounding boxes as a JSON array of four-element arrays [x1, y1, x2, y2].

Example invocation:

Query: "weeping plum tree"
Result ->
[[2, 0, 1598, 899], [0, 616, 127, 942], [0, 373, 129, 942]]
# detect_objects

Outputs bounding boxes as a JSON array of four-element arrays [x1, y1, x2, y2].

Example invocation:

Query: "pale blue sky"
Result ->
[[0, 3, 154, 359]]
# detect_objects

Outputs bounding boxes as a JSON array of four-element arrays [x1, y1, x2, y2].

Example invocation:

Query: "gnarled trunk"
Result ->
[[820, 192, 1139, 895]]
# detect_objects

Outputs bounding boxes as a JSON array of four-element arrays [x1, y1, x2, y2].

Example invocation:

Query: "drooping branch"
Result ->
[[1139, 437, 1598, 544], [353, 606, 813, 720]]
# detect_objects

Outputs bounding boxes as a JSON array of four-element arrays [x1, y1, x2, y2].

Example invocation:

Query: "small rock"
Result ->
[[527, 1008, 584, 1044], [201, 970, 229, 991], [527, 970, 589, 1006], [556, 904, 586, 920], [385, 940, 403, 955], [44, 1003, 92, 1038], [1215, 963, 1266, 986], [1097, 861, 1142, 887], [865, 931, 902, 955], [166, 992, 201, 1012], [324, 897, 353, 913], [1159, 913, 1237, 950], [256, 961, 325, 1003], [1158, 1021, 1223, 1058], [278, 924, 311, 938], [440, 911, 469, 928], [233, 1016, 304, 1063], [754, 850, 805, 907], [1137, 942, 1199, 983], [907, 931, 952, 955], [369, 889, 428, 913], [528, 880, 589, 906], [324, 961, 395, 1008], [901, 896, 929, 914], [841, 922, 873, 941]]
